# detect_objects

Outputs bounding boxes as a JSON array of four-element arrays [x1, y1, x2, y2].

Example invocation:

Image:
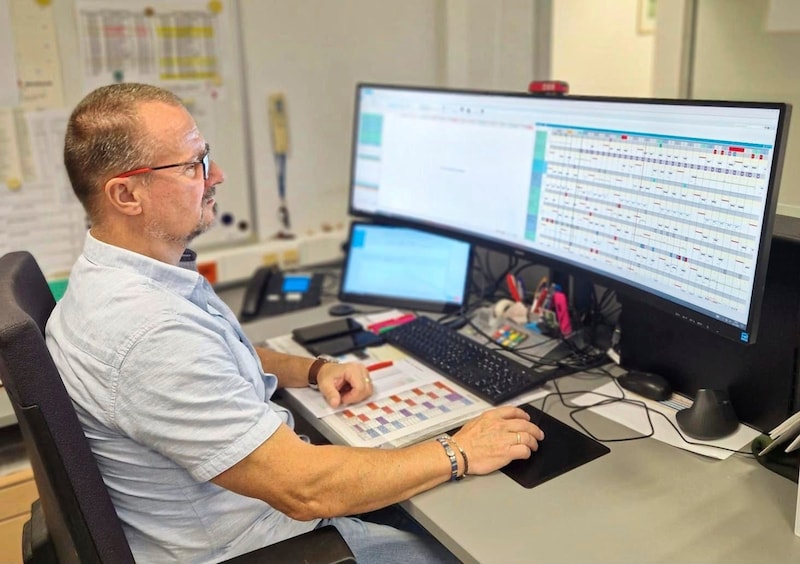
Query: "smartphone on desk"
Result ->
[[305, 330, 384, 357], [292, 318, 363, 345]]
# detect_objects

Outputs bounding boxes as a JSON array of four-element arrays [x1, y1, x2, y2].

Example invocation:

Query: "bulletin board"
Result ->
[[0, 0, 254, 278]]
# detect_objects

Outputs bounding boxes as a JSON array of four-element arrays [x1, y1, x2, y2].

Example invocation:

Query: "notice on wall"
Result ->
[[75, 0, 226, 93], [10, 0, 65, 109], [0, 109, 86, 277], [0, 0, 20, 107]]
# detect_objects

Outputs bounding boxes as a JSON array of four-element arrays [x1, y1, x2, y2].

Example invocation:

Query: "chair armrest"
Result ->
[[23, 498, 354, 564], [22, 500, 57, 564], [223, 525, 355, 564]]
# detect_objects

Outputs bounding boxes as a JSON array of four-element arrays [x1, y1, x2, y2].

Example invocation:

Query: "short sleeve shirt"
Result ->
[[45, 232, 319, 562]]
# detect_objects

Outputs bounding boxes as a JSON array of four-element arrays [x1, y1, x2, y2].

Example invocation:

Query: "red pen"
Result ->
[[366, 361, 394, 372], [506, 273, 522, 302], [367, 313, 416, 334]]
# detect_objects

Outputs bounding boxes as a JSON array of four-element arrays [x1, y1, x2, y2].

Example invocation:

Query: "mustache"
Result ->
[[203, 186, 216, 202]]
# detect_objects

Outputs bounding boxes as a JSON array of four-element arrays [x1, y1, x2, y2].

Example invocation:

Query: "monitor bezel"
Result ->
[[338, 220, 474, 314], [347, 82, 792, 344]]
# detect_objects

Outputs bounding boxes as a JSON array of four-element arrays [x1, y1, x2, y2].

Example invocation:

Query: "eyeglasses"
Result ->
[[115, 144, 210, 181]]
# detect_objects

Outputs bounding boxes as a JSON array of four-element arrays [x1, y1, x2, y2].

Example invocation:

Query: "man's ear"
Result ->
[[103, 177, 143, 216]]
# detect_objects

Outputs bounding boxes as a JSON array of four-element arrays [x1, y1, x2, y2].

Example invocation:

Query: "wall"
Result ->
[[238, 0, 443, 241], [441, 0, 547, 90], [551, 0, 655, 97], [691, 0, 800, 218], [654, 0, 800, 218]]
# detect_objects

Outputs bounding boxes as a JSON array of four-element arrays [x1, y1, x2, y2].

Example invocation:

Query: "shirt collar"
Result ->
[[83, 231, 207, 302]]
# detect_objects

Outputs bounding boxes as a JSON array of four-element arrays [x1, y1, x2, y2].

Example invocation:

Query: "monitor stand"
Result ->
[[500, 404, 610, 489]]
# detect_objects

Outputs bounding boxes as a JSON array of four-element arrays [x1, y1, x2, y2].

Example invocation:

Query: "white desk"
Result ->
[[222, 287, 800, 564]]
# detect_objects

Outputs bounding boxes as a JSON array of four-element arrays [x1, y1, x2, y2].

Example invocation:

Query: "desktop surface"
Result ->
[[216, 286, 800, 564], [404, 407, 799, 564]]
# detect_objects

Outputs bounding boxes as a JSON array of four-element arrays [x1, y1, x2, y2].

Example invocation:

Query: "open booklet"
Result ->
[[758, 410, 800, 457]]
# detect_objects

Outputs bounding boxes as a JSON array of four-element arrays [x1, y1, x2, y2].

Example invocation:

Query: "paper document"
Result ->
[[284, 354, 493, 448], [573, 382, 760, 460], [286, 357, 449, 418], [322, 377, 488, 449]]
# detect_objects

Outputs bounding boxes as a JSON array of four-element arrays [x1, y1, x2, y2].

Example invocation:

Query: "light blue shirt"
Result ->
[[45, 232, 319, 562]]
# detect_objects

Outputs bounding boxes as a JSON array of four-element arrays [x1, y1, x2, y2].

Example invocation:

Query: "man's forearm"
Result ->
[[255, 346, 313, 388]]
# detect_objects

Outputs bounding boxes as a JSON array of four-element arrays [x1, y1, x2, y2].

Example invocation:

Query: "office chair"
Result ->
[[0, 251, 355, 564]]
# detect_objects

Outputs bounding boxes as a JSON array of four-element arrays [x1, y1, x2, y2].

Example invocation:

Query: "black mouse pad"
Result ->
[[500, 404, 610, 489]]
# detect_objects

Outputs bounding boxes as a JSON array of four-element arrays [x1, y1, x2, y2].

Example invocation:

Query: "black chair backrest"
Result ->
[[0, 251, 134, 563]]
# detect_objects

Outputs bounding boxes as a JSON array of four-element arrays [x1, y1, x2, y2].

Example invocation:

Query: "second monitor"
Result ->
[[339, 221, 473, 313]]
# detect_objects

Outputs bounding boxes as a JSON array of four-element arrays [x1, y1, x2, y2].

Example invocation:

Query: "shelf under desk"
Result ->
[[234, 302, 800, 564]]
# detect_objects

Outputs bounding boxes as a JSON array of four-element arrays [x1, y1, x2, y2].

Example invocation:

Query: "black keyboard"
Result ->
[[382, 317, 548, 405]]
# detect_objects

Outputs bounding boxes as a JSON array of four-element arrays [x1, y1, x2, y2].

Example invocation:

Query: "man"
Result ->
[[46, 83, 545, 563]]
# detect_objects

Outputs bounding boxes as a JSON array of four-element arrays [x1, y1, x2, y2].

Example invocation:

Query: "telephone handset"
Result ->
[[239, 266, 324, 321], [240, 266, 276, 320]]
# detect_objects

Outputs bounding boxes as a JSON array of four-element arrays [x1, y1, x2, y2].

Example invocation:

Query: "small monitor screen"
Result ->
[[282, 275, 311, 293], [348, 84, 791, 344], [339, 222, 472, 313]]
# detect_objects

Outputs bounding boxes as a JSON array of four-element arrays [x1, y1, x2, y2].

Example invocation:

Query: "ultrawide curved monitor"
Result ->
[[348, 83, 791, 344]]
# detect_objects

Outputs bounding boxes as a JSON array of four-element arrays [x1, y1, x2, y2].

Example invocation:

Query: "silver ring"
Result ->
[[516, 432, 521, 445]]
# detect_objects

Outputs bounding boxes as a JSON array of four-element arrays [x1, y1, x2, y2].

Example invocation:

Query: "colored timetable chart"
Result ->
[[324, 380, 485, 448], [529, 124, 775, 327]]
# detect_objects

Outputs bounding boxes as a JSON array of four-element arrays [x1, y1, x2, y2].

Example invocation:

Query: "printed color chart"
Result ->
[[326, 380, 482, 448]]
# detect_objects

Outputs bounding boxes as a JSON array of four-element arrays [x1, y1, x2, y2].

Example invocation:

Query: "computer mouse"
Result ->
[[675, 388, 739, 440], [328, 303, 356, 317], [617, 370, 672, 401]]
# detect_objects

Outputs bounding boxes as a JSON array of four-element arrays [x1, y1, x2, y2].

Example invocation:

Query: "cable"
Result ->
[[529, 372, 755, 457]]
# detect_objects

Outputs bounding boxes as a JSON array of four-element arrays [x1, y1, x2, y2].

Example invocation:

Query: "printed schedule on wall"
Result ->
[[1, 0, 254, 280]]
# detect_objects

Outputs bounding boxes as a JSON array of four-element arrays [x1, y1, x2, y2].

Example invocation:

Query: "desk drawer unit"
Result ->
[[0, 467, 37, 564]]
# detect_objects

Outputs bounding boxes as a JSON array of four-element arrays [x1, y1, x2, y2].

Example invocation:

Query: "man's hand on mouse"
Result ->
[[317, 361, 373, 408], [452, 406, 545, 475]]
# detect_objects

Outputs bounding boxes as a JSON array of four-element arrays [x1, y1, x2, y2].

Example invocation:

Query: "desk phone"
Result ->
[[240, 266, 324, 321]]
